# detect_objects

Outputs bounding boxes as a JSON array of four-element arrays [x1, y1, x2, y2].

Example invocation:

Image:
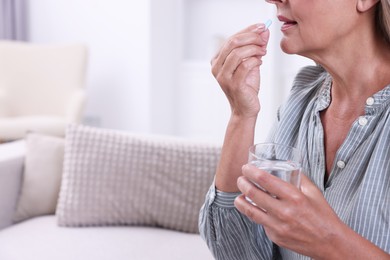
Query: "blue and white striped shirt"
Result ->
[[199, 65, 390, 259]]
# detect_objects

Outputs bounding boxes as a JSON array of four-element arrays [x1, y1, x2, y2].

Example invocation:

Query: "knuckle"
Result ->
[[215, 74, 226, 86], [229, 48, 240, 60], [245, 184, 257, 200], [211, 65, 218, 77], [276, 222, 291, 237], [244, 205, 256, 220], [290, 192, 302, 204], [210, 59, 220, 77], [273, 225, 290, 244], [236, 176, 245, 188], [210, 57, 216, 67], [226, 37, 240, 48], [234, 196, 256, 221], [255, 170, 269, 185], [254, 56, 262, 65], [233, 196, 240, 209], [277, 207, 296, 223], [241, 60, 252, 70]]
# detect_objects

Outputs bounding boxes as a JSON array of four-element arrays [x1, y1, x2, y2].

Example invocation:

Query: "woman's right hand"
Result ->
[[211, 23, 270, 119]]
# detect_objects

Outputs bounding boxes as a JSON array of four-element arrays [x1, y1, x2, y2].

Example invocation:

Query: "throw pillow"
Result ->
[[56, 124, 220, 233], [13, 133, 65, 223]]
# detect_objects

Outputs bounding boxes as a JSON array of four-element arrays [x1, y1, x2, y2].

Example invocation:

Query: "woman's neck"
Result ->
[[316, 37, 390, 104], [302, 9, 390, 102]]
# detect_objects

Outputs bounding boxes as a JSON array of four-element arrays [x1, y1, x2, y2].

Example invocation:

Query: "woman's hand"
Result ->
[[211, 23, 270, 119], [212, 24, 270, 192], [234, 164, 347, 259]]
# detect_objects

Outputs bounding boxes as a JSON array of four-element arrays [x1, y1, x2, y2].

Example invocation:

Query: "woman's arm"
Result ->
[[199, 22, 275, 260], [215, 115, 257, 192], [211, 23, 270, 192]]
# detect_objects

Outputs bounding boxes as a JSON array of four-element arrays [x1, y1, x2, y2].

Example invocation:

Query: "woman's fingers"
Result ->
[[211, 25, 270, 78], [241, 164, 300, 201], [212, 36, 265, 79], [211, 23, 267, 64], [215, 49, 264, 90], [236, 174, 283, 217], [234, 194, 272, 224], [234, 56, 263, 87], [237, 23, 267, 35], [222, 45, 266, 76], [299, 173, 327, 202], [210, 23, 271, 118]]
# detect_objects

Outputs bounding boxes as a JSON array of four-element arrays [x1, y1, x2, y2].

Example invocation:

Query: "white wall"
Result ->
[[28, 0, 152, 132], [28, 0, 312, 143]]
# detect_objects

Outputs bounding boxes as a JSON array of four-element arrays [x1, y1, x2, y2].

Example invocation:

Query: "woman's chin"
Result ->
[[280, 39, 300, 55]]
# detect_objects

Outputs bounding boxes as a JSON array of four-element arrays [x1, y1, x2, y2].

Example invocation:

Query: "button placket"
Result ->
[[336, 160, 346, 169], [366, 97, 375, 106], [358, 117, 368, 126]]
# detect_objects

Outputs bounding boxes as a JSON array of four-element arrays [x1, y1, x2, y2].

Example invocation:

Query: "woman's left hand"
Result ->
[[234, 164, 345, 258]]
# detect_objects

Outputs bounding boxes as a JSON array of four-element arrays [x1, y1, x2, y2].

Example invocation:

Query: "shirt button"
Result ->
[[358, 117, 368, 126], [337, 160, 346, 169], [366, 97, 375, 106]]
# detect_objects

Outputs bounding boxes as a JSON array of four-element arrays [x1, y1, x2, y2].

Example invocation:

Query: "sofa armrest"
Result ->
[[0, 140, 25, 230], [0, 88, 7, 117], [65, 88, 86, 123]]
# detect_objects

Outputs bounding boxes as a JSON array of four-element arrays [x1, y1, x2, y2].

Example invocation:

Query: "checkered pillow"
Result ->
[[56, 124, 220, 233]]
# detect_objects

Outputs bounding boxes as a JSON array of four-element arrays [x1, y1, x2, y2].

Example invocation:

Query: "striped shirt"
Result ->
[[199, 65, 390, 259]]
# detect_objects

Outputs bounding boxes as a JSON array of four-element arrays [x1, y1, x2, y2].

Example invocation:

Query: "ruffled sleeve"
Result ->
[[199, 183, 276, 260]]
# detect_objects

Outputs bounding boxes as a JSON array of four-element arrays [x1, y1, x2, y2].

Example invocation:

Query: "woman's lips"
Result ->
[[277, 15, 298, 31], [281, 21, 298, 31]]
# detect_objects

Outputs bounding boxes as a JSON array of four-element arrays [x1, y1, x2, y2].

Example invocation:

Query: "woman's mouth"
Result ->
[[277, 15, 298, 31]]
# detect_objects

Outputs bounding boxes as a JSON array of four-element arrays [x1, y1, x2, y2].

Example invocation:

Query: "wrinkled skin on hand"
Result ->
[[234, 164, 351, 258], [211, 24, 270, 119]]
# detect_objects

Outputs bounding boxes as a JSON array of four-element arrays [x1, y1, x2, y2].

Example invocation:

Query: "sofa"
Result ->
[[0, 125, 218, 259], [0, 41, 88, 141]]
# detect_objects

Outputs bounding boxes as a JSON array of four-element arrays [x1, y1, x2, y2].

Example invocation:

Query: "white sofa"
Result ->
[[0, 126, 217, 260], [0, 41, 88, 141]]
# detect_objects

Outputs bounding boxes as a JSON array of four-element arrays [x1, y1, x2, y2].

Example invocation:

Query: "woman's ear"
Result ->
[[357, 0, 380, 13]]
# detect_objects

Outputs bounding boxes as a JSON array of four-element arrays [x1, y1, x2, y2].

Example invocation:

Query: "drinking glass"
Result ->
[[246, 143, 302, 203]]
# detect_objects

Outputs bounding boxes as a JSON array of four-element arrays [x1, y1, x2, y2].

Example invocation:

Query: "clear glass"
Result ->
[[246, 143, 302, 204]]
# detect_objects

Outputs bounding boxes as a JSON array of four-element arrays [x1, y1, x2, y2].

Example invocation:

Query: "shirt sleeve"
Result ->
[[198, 182, 276, 260]]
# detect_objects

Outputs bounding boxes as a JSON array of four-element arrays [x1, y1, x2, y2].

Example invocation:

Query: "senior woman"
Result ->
[[199, 0, 390, 259]]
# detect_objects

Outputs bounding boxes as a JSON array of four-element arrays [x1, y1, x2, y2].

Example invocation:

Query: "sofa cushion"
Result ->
[[57, 124, 220, 233], [13, 133, 64, 223], [0, 216, 214, 260], [0, 140, 25, 230]]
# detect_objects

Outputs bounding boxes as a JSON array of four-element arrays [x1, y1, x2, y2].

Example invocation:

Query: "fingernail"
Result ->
[[242, 164, 249, 171], [253, 24, 265, 32]]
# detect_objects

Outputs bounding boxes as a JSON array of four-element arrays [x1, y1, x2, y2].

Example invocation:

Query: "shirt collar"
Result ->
[[315, 73, 332, 112], [365, 84, 390, 115], [315, 73, 390, 115]]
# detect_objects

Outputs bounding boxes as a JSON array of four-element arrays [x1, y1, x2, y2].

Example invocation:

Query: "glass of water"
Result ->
[[246, 143, 302, 202]]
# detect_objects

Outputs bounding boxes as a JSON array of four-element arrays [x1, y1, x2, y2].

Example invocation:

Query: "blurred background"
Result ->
[[1, 0, 312, 143]]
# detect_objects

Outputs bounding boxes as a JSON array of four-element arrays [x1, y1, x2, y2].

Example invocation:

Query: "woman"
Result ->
[[199, 0, 390, 259]]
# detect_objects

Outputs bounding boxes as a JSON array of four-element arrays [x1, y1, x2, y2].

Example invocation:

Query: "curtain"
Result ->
[[0, 0, 28, 40]]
